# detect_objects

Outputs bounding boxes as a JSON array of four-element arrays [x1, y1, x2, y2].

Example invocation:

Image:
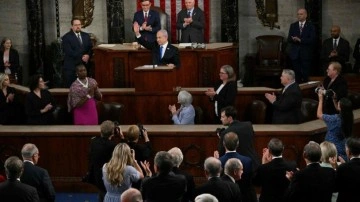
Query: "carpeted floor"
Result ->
[[56, 193, 98, 202]]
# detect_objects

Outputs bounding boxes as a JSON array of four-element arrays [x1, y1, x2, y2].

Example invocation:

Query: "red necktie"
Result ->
[[144, 12, 148, 23]]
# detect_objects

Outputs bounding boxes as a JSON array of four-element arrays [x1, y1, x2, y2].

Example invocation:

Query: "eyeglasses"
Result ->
[[219, 72, 227, 74]]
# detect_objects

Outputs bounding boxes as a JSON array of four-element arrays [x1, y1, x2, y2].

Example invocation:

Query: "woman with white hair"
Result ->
[[168, 90, 195, 124]]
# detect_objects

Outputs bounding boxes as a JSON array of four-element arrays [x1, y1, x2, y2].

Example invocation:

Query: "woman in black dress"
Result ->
[[25, 74, 56, 124]]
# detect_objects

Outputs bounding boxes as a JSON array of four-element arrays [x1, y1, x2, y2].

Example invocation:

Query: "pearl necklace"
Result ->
[[77, 77, 88, 88]]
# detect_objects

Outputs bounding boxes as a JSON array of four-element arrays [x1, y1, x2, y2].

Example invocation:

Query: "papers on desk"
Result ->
[[307, 81, 318, 84], [178, 43, 192, 48], [97, 44, 116, 48]]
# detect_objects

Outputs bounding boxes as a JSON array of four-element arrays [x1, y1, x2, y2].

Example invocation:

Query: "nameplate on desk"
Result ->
[[135, 65, 174, 70], [179, 43, 192, 48], [97, 44, 116, 48]]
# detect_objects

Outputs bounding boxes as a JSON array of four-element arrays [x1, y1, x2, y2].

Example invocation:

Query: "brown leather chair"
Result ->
[[194, 106, 204, 124], [347, 91, 360, 109], [254, 35, 285, 87], [300, 98, 318, 123], [151, 6, 170, 36], [97, 102, 124, 124], [248, 100, 267, 124]]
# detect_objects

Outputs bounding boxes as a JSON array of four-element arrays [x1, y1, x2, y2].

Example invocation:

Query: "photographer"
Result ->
[[322, 61, 348, 114], [317, 90, 353, 161], [125, 125, 152, 163], [87, 120, 124, 202]]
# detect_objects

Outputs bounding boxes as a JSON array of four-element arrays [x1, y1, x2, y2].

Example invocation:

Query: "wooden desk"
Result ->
[[11, 82, 319, 124], [1, 110, 359, 192], [134, 66, 176, 92], [93, 43, 238, 88]]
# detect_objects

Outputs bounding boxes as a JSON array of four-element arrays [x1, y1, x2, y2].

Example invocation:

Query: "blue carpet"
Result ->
[[56, 193, 98, 202]]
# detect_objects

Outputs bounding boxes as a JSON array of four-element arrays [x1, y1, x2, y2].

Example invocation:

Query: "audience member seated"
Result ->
[[87, 120, 119, 202], [321, 62, 348, 115], [0, 37, 19, 76], [121, 188, 143, 202], [194, 157, 241, 202], [214, 132, 256, 202], [102, 143, 144, 202], [320, 141, 340, 202], [0, 156, 39, 201], [205, 65, 237, 123], [253, 138, 297, 202], [195, 194, 219, 202], [284, 141, 336, 202], [321, 25, 350, 74], [168, 90, 195, 124], [336, 137, 360, 202], [141, 151, 186, 202], [0, 73, 23, 124], [317, 90, 353, 160], [25, 74, 56, 125], [168, 147, 195, 202], [67, 64, 102, 125], [20, 143, 56, 202], [217, 106, 260, 170]]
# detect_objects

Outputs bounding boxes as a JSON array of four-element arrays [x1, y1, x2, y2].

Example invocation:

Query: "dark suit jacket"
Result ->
[[133, 9, 161, 43], [219, 121, 260, 170], [172, 167, 195, 202], [353, 38, 360, 72], [195, 177, 242, 202], [321, 37, 350, 71], [211, 80, 237, 117], [284, 163, 336, 202], [0, 179, 40, 202], [272, 82, 302, 124], [136, 36, 180, 67], [0, 49, 19, 74], [336, 158, 360, 202], [88, 136, 117, 192], [20, 161, 55, 202], [219, 152, 257, 202], [62, 30, 93, 71], [176, 7, 205, 43], [141, 172, 187, 202], [287, 21, 316, 61], [253, 158, 297, 202], [322, 75, 348, 115]]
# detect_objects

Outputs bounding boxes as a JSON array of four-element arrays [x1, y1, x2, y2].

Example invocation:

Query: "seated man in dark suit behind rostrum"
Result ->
[[133, 22, 180, 68]]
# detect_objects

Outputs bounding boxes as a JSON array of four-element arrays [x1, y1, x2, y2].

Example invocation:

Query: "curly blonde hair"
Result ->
[[105, 143, 135, 185]]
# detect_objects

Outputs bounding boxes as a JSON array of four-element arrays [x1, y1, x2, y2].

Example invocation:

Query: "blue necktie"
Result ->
[[159, 46, 163, 62], [187, 11, 191, 18]]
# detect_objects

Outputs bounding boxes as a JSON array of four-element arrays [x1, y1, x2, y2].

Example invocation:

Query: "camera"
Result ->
[[113, 121, 120, 136], [215, 128, 225, 134], [315, 87, 325, 95], [137, 123, 146, 138], [315, 87, 335, 99]]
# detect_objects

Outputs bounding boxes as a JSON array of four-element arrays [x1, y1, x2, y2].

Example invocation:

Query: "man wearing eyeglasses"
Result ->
[[20, 143, 56, 202], [133, 0, 161, 43]]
